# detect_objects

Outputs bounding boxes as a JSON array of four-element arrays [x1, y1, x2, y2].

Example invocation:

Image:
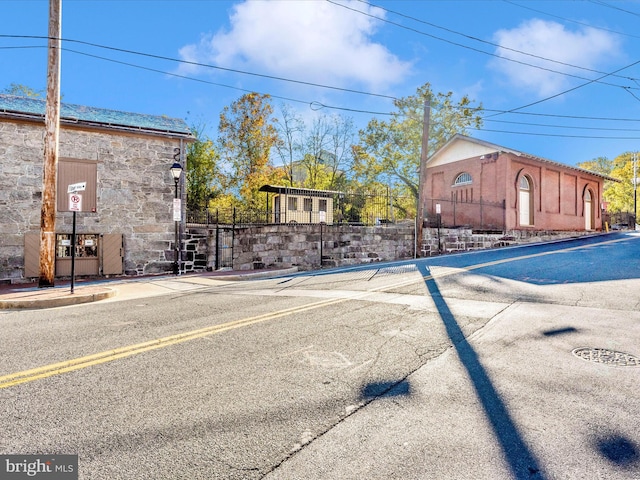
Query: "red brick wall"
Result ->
[[425, 152, 604, 231]]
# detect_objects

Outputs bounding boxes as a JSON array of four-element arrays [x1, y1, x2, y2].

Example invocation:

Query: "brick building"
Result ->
[[0, 94, 193, 283], [423, 134, 616, 232]]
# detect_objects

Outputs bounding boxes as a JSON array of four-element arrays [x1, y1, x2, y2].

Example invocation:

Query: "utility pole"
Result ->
[[416, 98, 431, 256], [634, 152, 637, 230], [39, 0, 62, 287]]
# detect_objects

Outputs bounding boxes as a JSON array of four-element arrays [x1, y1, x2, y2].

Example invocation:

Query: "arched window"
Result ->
[[453, 172, 472, 186]]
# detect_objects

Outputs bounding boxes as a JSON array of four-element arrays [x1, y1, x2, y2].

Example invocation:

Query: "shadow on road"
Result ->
[[360, 380, 411, 399], [594, 433, 640, 468], [417, 263, 546, 480]]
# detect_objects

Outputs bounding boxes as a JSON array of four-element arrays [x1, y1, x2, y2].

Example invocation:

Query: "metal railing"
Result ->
[[187, 190, 415, 227], [424, 197, 506, 233]]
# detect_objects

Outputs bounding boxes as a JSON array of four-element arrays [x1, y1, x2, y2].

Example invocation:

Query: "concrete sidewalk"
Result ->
[[265, 300, 640, 480], [0, 268, 298, 309]]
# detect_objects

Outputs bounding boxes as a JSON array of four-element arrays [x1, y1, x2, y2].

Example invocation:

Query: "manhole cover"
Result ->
[[572, 347, 640, 367]]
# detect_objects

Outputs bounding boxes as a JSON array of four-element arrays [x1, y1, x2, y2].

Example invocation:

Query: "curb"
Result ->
[[212, 267, 299, 281], [0, 268, 299, 310], [0, 287, 116, 310]]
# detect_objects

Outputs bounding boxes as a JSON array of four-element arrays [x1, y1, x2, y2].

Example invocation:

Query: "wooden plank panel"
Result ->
[[102, 234, 123, 275], [24, 233, 40, 278], [57, 158, 98, 212]]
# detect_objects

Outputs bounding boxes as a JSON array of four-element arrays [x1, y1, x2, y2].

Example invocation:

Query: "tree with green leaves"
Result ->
[[604, 153, 636, 216], [2, 83, 43, 97], [353, 82, 483, 205], [578, 154, 637, 219], [186, 125, 221, 211], [576, 156, 613, 177], [217, 93, 284, 209]]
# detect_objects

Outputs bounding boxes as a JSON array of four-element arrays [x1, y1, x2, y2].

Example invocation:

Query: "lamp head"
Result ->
[[170, 162, 183, 181]]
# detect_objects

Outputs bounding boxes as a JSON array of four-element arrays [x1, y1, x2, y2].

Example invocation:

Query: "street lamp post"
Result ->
[[170, 162, 183, 275]]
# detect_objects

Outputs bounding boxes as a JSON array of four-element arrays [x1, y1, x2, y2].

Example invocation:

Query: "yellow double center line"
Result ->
[[0, 297, 344, 390], [2, 235, 633, 390]]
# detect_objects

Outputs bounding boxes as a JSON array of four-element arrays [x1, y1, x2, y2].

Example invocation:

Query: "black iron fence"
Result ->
[[187, 190, 415, 227], [423, 197, 506, 233], [607, 211, 637, 229]]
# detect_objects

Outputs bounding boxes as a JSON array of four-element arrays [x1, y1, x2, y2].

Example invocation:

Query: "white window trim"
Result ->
[[453, 172, 472, 186]]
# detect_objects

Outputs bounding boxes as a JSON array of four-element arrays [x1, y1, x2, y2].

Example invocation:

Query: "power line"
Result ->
[[329, 0, 639, 92], [472, 127, 640, 140], [354, 0, 638, 84], [1, 42, 399, 117], [5, 39, 640, 138], [479, 108, 640, 123], [65, 48, 310, 107], [0, 34, 398, 101], [587, 0, 640, 18], [485, 118, 640, 132], [8, 42, 640, 135], [481, 57, 640, 119], [503, 0, 640, 40]]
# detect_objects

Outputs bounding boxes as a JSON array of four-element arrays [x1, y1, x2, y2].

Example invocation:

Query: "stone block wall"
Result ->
[[0, 119, 184, 283], [185, 224, 416, 272], [183, 224, 599, 274], [419, 227, 595, 256]]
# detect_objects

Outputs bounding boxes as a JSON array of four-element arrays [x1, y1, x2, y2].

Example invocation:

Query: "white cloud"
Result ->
[[177, 0, 411, 91], [490, 19, 621, 97]]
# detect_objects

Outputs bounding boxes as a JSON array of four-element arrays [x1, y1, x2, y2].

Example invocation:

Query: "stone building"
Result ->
[[0, 94, 193, 283], [423, 134, 616, 232]]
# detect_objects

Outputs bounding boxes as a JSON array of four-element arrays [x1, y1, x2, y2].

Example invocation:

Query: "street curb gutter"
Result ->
[[214, 267, 299, 281], [0, 268, 298, 310], [0, 288, 116, 310]]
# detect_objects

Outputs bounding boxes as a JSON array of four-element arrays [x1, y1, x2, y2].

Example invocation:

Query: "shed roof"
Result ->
[[429, 134, 620, 182], [0, 94, 192, 138], [259, 185, 341, 197]]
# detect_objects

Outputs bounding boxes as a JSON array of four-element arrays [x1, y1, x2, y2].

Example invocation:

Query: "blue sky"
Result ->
[[2, 0, 640, 167]]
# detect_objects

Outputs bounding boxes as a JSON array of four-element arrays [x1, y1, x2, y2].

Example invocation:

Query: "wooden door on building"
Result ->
[[102, 234, 123, 275], [519, 175, 532, 226], [584, 190, 593, 230]]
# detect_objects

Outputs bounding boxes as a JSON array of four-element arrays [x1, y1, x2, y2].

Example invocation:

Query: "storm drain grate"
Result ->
[[572, 347, 640, 367]]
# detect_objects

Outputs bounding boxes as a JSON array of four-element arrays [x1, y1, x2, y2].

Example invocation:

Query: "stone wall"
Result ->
[[185, 224, 416, 272], [0, 119, 184, 283], [184, 224, 598, 273], [419, 227, 595, 256]]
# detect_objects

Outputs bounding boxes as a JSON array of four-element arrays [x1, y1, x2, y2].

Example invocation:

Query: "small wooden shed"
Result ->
[[259, 185, 338, 224]]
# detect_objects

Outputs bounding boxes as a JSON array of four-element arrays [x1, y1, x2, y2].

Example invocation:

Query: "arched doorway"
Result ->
[[519, 175, 533, 226], [584, 189, 594, 230]]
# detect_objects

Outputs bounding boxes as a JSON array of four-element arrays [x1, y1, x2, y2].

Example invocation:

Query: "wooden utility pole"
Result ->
[[416, 99, 431, 256], [39, 0, 62, 287]]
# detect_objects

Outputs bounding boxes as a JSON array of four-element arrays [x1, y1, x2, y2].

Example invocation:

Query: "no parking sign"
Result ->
[[69, 193, 82, 212]]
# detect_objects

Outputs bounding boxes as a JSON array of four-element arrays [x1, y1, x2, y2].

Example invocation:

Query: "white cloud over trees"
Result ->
[[491, 19, 621, 97], [177, 0, 411, 91]]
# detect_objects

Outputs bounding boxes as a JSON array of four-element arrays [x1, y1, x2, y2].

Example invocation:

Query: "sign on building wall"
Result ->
[[57, 159, 97, 212]]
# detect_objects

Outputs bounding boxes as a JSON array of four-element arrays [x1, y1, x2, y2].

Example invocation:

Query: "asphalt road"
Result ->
[[1, 232, 639, 479]]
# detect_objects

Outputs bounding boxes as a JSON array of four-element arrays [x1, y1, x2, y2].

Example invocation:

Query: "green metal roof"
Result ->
[[0, 93, 192, 137]]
